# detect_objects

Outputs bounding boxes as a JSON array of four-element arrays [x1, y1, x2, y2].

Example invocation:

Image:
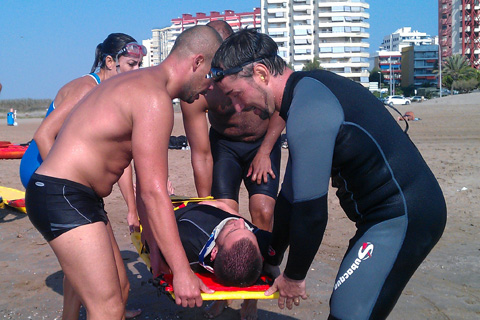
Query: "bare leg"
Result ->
[[62, 276, 81, 320], [105, 221, 142, 319], [49, 222, 125, 320], [203, 300, 231, 319], [240, 299, 258, 320], [248, 194, 275, 231], [60, 222, 140, 319]]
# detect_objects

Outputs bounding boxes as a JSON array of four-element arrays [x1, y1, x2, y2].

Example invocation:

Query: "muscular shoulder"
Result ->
[[55, 75, 97, 107]]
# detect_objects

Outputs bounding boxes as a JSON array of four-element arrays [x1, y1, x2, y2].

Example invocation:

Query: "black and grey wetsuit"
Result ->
[[265, 70, 446, 320]]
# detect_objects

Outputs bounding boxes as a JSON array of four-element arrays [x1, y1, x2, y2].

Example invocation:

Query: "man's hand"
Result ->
[[173, 271, 214, 308], [264, 273, 308, 310], [127, 210, 140, 233], [247, 152, 275, 184]]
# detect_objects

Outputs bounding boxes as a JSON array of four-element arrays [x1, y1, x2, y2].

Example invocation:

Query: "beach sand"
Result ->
[[0, 93, 479, 319]]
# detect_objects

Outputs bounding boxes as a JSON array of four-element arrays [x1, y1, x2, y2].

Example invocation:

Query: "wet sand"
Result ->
[[0, 93, 479, 319]]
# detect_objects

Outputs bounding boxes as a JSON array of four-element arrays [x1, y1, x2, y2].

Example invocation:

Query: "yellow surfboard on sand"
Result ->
[[0, 186, 27, 213]]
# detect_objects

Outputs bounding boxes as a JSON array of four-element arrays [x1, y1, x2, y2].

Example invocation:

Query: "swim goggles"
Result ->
[[207, 55, 275, 82], [115, 42, 147, 61]]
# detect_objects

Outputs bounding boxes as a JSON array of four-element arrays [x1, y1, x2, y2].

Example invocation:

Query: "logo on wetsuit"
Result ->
[[334, 242, 374, 291], [268, 245, 276, 256]]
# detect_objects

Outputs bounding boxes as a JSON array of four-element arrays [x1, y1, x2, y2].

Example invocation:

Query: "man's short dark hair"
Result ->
[[214, 238, 262, 287], [211, 29, 286, 78]]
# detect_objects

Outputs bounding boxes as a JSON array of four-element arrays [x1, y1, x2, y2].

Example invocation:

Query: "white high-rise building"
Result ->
[[261, 0, 370, 86], [380, 27, 433, 52]]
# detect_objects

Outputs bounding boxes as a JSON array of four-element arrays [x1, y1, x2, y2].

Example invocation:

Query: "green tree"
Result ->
[[369, 67, 383, 84], [453, 78, 478, 93], [302, 57, 322, 71], [439, 54, 477, 91]]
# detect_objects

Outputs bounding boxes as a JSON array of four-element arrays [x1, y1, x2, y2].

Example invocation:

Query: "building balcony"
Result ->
[[318, 52, 369, 59], [268, 26, 289, 34], [317, 1, 369, 10], [266, 7, 287, 13], [293, 54, 315, 61], [268, 17, 288, 23], [265, 0, 286, 4], [293, 14, 312, 21], [318, 12, 369, 19], [321, 61, 369, 69], [292, 4, 312, 11], [317, 32, 369, 39], [318, 21, 369, 29]]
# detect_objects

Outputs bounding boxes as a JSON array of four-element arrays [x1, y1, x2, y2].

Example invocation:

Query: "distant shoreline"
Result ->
[[0, 98, 182, 119]]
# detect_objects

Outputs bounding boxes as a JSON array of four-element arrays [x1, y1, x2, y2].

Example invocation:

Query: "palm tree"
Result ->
[[441, 54, 477, 91]]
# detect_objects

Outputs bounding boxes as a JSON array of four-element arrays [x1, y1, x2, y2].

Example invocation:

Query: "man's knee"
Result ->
[[249, 195, 275, 230], [85, 293, 124, 319]]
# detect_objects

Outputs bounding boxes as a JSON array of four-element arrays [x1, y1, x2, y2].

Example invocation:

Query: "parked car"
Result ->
[[385, 95, 411, 106], [411, 96, 425, 102], [377, 97, 388, 105]]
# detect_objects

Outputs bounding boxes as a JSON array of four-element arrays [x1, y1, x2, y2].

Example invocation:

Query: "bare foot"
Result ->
[[240, 300, 258, 320], [125, 308, 142, 319], [203, 300, 230, 319]]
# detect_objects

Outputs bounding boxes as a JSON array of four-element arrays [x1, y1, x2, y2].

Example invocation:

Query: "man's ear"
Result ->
[[193, 54, 205, 72], [254, 64, 269, 84], [210, 246, 218, 261]]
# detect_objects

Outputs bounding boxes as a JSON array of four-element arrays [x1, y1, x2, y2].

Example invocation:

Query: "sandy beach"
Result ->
[[0, 93, 479, 319]]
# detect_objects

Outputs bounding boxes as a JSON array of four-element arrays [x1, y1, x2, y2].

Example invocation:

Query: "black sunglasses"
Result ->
[[207, 56, 274, 82]]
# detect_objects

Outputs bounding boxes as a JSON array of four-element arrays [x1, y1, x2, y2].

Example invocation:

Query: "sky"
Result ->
[[0, 0, 438, 100]]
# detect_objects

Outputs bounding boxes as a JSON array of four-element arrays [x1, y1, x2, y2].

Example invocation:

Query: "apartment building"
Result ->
[[373, 51, 402, 86], [438, 0, 480, 68], [372, 27, 435, 88], [261, 0, 370, 86], [380, 27, 433, 52], [147, 9, 261, 66], [401, 44, 439, 88]]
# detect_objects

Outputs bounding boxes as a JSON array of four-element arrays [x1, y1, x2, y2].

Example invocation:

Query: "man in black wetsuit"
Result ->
[[209, 29, 447, 319]]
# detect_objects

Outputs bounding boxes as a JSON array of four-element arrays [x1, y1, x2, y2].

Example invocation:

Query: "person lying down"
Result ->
[[143, 200, 272, 287]]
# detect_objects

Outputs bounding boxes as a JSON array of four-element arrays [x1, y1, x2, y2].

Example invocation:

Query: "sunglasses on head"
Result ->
[[207, 55, 274, 82], [115, 42, 147, 61]]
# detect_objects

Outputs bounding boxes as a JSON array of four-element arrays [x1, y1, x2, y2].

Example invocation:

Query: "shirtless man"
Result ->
[[25, 25, 222, 319], [181, 21, 285, 231]]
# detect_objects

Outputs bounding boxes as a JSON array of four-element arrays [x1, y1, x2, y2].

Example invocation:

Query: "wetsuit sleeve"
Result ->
[[285, 196, 327, 280], [280, 77, 344, 280], [264, 192, 293, 266]]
